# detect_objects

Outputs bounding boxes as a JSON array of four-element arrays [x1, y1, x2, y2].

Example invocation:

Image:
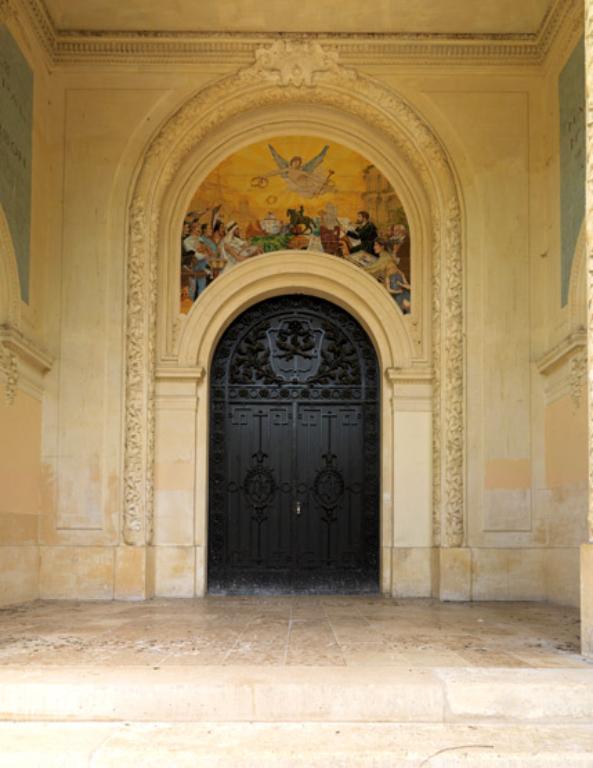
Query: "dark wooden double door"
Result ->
[[208, 296, 379, 594]]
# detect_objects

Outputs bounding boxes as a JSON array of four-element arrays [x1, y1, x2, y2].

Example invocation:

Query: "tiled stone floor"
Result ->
[[0, 596, 588, 668]]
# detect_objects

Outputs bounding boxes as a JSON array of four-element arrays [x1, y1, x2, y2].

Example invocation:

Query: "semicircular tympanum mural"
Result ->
[[180, 136, 411, 314]]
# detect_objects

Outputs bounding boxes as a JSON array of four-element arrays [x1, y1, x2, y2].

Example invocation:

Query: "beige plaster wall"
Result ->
[[524, 28, 588, 608], [37, 71, 217, 598], [21, 13, 584, 605], [0, 384, 41, 605], [0, 17, 58, 606], [37, 63, 548, 599]]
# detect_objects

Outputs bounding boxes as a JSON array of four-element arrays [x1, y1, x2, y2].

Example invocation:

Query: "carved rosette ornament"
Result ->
[[124, 41, 465, 549], [586, 0, 593, 543]]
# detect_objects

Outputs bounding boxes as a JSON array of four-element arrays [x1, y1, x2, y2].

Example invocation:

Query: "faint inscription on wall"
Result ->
[[0, 25, 32, 303], [559, 37, 585, 307]]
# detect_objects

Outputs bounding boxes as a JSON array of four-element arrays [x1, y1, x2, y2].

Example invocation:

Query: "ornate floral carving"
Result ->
[[585, 0, 593, 542], [570, 348, 587, 410], [246, 40, 341, 87], [0, 342, 18, 405], [0, 0, 16, 23], [123, 198, 150, 545], [443, 196, 464, 547], [124, 45, 465, 550], [431, 209, 442, 547]]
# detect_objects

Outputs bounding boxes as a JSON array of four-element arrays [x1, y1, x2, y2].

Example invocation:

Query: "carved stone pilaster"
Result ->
[[443, 196, 464, 547], [570, 347, 587, 409], [586, 0, 593, 543], [123, 199, 154, 546], [0, 342, 18, 405], [431, 209, 442, 547]]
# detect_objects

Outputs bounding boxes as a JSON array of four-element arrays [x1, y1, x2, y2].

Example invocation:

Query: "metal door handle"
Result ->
[[295, 500, 302, 516]]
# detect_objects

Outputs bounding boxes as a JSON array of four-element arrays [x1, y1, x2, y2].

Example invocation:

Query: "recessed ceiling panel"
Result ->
[[43, 0, 553, 36]]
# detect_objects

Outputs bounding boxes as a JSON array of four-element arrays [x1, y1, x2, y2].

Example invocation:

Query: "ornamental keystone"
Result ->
[[248, 40, 341, 87]]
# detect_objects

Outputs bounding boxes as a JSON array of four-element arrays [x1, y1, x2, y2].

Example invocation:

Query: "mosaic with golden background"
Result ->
[[180, 136, 411, 314]]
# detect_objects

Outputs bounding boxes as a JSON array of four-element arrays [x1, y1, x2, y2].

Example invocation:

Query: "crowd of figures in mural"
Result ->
[[180, 137, 411, 314]]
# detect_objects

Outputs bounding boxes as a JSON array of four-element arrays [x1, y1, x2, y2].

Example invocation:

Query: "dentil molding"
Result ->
[[16, 0, 582, 69]]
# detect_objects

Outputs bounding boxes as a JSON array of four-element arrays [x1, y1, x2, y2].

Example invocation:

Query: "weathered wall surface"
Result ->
[[0, 17, 54, 606], [0, 385, 41, 605], [0, 6, 586, 605], [39, 59, 582, 601], [36, 62, 544, 601], [529, 29, 588, 608]]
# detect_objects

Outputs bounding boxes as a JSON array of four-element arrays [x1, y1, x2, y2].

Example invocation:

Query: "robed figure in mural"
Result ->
[[180, 136, 412, 315]]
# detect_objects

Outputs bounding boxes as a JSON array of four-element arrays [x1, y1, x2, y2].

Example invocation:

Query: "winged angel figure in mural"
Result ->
[[251, 144, 336, 197]]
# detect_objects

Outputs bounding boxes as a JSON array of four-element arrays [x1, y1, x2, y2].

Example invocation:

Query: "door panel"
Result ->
[[209, 296, 379, 594], [295, 405, 365, 572], [225, 405, 293, 572]]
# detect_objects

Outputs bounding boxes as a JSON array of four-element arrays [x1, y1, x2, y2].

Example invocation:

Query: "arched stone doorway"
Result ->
[[164, 251, 413, 596], [124, 42, 465, 598], [208, 294, 380, 594]]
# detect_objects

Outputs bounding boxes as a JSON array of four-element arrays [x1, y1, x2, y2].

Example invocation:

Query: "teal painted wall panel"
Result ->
[[559, 37, 585, 307], [0, 25, 33, 304]]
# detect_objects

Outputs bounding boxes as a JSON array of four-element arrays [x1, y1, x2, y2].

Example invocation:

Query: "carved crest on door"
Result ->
[[267, 319, 324, 381]]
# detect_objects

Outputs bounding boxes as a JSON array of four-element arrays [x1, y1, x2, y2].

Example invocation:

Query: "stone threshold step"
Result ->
[[2, 666, 593, 724], [2, 722, 593, 767]]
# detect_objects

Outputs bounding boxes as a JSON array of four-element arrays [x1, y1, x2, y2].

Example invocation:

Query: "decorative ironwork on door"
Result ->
[[209, 295, 379, 593]]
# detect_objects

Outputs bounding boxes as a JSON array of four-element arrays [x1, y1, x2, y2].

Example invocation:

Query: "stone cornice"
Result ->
[[535, 330, 587, 409], [535, 329, 587, 376], [0, 324, 52, 403], [0, 324, 52, 371], [18, 0, 582, 69]]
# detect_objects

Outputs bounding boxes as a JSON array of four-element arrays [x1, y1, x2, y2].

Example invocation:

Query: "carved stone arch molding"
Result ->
[[124, 40, 465, 550], [162, 102, 431, 360]]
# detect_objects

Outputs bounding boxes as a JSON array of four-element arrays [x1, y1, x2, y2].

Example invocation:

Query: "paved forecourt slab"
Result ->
[[2, 722, 593, 767]]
